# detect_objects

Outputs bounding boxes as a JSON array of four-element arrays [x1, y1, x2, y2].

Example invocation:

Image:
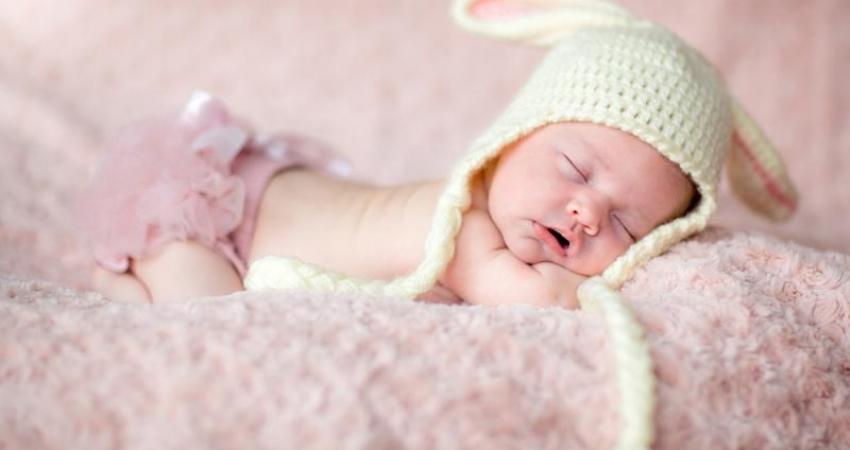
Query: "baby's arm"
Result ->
[[440, 209, 586, 309]]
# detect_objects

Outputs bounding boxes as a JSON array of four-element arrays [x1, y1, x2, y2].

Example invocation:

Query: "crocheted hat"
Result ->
[[249, 0, 795, 289], [448, 0, 798, 288]]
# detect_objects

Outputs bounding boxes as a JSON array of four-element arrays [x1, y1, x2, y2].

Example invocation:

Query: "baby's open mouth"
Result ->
[[547, 227, 570, 250], [532, 222, 570, 257]]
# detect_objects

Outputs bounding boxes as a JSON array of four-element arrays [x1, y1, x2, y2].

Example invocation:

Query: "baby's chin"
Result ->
[[510, 235, 599, 276], [507, 235, 553, 266]]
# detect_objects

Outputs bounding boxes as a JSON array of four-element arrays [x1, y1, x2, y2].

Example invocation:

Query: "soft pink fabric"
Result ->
[[75, 94, 348, 276], [2, 229, 849, 449], [76, 96, 249, 274], [1, 1, 849, 448]]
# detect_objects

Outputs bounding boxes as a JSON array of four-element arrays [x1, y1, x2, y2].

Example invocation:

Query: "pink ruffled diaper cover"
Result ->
[[76, 91, 350, 277]]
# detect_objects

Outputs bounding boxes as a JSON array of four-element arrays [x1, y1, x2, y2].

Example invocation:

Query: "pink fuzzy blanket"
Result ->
[[2, 1, 849, 448], [3, 230, 850, 449]]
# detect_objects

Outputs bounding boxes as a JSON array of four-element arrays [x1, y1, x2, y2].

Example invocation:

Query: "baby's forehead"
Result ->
[[541, 121, 694, 189], [540, 122, 668, 163]]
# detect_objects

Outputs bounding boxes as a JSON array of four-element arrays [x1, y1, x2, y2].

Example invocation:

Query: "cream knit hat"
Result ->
[[246, 1, 797, 448]]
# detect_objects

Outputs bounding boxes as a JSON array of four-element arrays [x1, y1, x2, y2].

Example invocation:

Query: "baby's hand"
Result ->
[[443, 208, 590, 309], [531, 262, 586, 309]]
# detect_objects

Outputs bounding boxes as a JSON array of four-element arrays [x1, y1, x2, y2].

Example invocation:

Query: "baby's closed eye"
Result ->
[[612, 214, 636, 242], [561, 153, 587, 182]]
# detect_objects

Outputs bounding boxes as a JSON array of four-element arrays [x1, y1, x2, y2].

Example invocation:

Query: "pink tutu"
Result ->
[[75, 91, 350, 277]]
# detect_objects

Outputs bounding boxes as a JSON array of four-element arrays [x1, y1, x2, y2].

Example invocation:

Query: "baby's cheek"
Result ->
[[602, 238, 632, 268], [506, 234, 541, 265], [578, 238, 629, 275]]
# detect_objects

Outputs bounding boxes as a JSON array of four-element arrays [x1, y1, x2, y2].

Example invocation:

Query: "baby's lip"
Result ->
[[532, 222, 567, 258], [545, 223, 580, 259], [552, 224, 578, 257]]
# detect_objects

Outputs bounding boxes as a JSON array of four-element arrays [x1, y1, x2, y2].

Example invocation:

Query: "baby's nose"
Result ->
[[567, 198, 602, 236]]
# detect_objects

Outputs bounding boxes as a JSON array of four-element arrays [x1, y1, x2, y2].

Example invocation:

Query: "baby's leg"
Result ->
[[132, 240, 243, 302], [91, 266, 152, 304]]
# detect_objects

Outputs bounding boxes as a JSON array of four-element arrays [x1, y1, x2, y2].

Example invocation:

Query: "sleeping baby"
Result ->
[[78, 0, 796, 309]]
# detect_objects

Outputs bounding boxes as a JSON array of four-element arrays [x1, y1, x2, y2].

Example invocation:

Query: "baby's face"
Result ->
[[487, 122, 695, 276]]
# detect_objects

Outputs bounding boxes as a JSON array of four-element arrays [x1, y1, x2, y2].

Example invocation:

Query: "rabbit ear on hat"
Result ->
[[451, 0, 639, 46], [726, 99, 799, 221]]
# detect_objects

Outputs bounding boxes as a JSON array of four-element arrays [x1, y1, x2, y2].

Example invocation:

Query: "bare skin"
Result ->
[[249, 170, 444, 280], [93, 122, 695, 307]]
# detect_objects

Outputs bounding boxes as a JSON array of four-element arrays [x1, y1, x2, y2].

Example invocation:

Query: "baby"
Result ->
[[81, 0, 795, 310], [87, 103, 691, 308]]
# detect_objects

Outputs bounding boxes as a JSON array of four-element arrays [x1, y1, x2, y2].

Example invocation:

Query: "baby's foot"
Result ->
[[130, 240, 243, 302], [91, 265, 152, 304]]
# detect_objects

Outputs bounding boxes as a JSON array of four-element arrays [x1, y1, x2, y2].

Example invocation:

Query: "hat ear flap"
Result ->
[[726, 99, 799, 221], [451, 0, 638, 47]]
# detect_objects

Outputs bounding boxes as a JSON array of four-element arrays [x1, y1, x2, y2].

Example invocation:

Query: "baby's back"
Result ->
[[249, 169, 445, 281]]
